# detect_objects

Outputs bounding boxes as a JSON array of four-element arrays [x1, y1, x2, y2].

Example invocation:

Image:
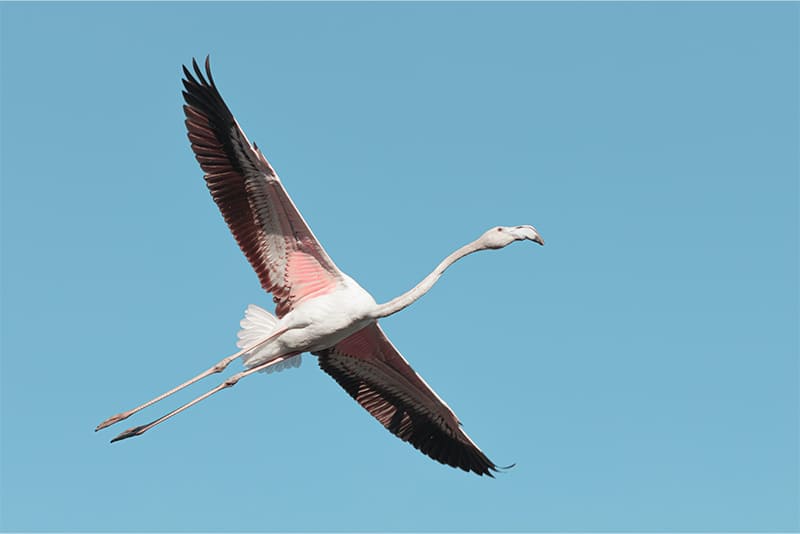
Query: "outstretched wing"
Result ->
[[315, 323, 500, 476], [182, 57, 342, 317]]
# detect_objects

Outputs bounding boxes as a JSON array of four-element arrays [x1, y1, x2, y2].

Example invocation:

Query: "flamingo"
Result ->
[[96, 58, 544, 477]]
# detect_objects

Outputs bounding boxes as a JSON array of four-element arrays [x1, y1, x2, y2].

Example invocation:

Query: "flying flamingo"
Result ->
[[96, 58, 544, 476]]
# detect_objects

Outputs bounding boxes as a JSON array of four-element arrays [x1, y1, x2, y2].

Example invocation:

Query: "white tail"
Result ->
[[236, 304, 301, 373]]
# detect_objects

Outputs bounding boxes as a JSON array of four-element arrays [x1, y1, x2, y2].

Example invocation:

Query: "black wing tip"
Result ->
[[192, 57, 205, 84], [181, 55, 237, 130], [468, 461, 514, 478], [468, 454, 511, 477], [412, 433, 504, 478], [203, 55, 216, 87], [487, 461, 516, 477], [183, 55, 212, 87]]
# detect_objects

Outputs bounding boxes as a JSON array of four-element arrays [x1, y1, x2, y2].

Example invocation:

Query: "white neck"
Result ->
[[370, 239, 484, 320]]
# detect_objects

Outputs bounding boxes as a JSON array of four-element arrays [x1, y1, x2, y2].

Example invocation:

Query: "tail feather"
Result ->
[[237, 304, 279, 349], [236, 304, 301, 373]]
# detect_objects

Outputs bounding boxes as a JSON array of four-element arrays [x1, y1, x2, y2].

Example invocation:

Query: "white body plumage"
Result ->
[[239, 274, 377, 367]]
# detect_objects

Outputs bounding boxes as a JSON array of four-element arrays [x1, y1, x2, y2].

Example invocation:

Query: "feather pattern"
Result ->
[[315, 323, 499, 476], [236, 304, 303, 372], [182, 58, 342, 317]]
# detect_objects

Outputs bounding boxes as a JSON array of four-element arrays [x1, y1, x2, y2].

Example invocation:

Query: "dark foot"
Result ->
[[110, 424, 148, 443], [95, 412, 130, 432]]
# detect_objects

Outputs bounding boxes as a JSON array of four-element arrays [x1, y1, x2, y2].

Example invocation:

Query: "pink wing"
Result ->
[[315, 323, 501, 476], [182, 58, 341, 317]]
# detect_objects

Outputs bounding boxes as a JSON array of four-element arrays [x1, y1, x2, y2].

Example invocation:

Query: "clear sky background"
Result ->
[[1, 2, 797, 532]]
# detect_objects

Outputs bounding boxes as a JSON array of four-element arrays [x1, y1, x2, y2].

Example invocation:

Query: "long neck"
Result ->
[[371, 239, 484, 319]]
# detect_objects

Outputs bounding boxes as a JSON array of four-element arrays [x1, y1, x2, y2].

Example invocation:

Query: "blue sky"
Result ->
[[1, 2, 797, 531]]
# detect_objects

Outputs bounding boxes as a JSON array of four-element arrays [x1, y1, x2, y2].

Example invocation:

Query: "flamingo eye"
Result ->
[[496, 227, 502, 232]]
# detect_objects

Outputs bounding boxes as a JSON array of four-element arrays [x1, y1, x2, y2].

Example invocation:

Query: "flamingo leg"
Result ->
[[95, 327, 289, 431], [110, 352, 299, 443]]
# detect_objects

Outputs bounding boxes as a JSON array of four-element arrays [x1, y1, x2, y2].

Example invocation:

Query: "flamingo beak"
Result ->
[[517, 225, 544, 246]]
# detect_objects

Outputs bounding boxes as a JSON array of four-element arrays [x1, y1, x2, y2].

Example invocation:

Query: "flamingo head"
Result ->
[[480, 225, 545, 249]]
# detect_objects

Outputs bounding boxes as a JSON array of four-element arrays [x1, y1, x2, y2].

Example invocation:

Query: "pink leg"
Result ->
[[95, 327, 288, 431], [109, 352, 299, 443]]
